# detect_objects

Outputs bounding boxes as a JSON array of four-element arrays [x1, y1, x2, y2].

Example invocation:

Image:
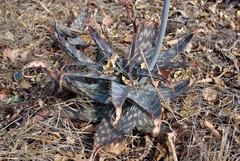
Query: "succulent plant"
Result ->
[[23, 0, 199, 159]]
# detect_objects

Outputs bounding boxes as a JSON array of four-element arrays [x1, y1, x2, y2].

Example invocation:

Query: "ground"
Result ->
[[0, 0, 239, 160]]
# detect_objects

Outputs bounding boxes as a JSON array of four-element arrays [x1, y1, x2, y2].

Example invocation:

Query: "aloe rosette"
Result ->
[[23, 0, 199, 159]]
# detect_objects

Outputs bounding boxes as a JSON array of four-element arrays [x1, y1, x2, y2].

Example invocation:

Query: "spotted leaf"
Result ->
[[157, 80, 190, 101], [57, 32, 93, 63], [63, 71, 117, 81], [127, 85, 161, 120], [111, 81, 130, 125], [70, 2, 89, 31], [111, 81, 130, 109], [89, 26, 114, 59], [135, 20, 158, 60], [94, 105, 138, 148], [157, 33, 195, 63], [50, 104, 109, 123], [63, 77, 111, 104], [67, 36, 89, 47]]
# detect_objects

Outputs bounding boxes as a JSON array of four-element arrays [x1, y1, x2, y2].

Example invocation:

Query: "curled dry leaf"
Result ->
[[218, 108, 232, 117], [54, 154, 68, 161], [197, 77, 213, 84], [0, 94, 8, 103], [124, 32, 133, 43], [204, 120, 221, 138], [234, 111, 240, 124], [203, 87, 218, 102], [234, 135, 240, 144], [103, 15, 113, 27], [100, 138, 130, 157], [166, 39, 178, 46], [3, 48, 29, 64], [80, 124, 97, 132], [18, 79, 32, 89], [0, 89, 10, 103], [81, 33, 92, 44], [3, 49, 20, 63], [66, 136, 75, 145], [5, 31, 15, 41]]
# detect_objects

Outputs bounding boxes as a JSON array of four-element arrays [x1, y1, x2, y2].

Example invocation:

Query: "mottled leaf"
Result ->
[[50, 104, 108, 122], [155, 61, 197, 70], [135, 107, 172, 134], [57, 33, 93, 63], [67, 36, 89, 47], [111, 81, 130, 109], [63, 71, 117, 81], [111, 81, 130, 125], [94, 105, 138, 148], [63, 77, 110, 104], [134, 20, 158, 62], [157, 33, 195, 63], [70, 2, 88, 31], [128, 20, 158, 66], [56, 18, 89, 47], [88, 26, 114, 58], [62, 62, 102, 72], [158, 80, 190, 101], [136, 69, 166, 80], [55, 20, 72, 37], [127, 85, 161, 120]]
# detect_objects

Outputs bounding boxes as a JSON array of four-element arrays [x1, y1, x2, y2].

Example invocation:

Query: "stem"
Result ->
[[139, 0, 170, 84]]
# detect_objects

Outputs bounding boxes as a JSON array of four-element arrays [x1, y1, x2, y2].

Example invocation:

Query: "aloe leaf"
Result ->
[[137, 62, 196, 79], [127, 85, 161, 120], [135, 106, 172, 134], [55, 2, 89, 47], [70, 2, 88, 31], [111, 81, 130, 109], [139, 0, 170, 84], [51, 23, 89, 48], [157, 33, 195, 63], [94, 105, 138, 148], [62, 77, 110, 104], [88, 26, 114, 58], [63, 71, 117, 81], [49, 104, 108, 123], [55, 20, 72, 37], [111, 81, 131, 125], [133, 20, 158, 63], [156, 61, 197, 70], [130, 80, 189, 133], [57, 33, 93, 63], [158, 80, 190, 101], [62, 62, 102, 71], [67, 2, 90, 47], [67, 36, 89, 47], [136, 69, 166, 80]]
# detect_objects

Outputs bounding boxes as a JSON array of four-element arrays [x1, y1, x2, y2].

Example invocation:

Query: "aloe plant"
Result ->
[[23, 0, 199, 159]]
